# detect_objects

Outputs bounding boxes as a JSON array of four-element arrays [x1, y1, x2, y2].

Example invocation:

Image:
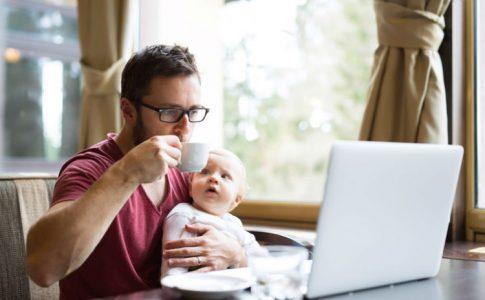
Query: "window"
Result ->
[[139, 0, 376, 205], [0, 0, 80, 173], [222, 0, 376, 202], [469, 0, 485, 240], [478, 0, 485, 210]]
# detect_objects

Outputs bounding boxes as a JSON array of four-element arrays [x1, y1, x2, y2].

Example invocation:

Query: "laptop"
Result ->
[[306, 141, 463, 298]]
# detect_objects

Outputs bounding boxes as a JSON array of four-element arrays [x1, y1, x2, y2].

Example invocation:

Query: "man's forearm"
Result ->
[[26, 162, 139, 287]]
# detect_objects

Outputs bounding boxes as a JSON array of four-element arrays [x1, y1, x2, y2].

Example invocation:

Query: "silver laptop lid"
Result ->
[[307, 141, 463, 298]]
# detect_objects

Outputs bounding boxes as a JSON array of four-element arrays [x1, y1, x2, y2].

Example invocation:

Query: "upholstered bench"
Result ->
[[0, 175, 59, 299]]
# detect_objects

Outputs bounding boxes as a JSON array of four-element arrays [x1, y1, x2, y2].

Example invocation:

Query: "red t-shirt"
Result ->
[[51, 134, 190, 299]]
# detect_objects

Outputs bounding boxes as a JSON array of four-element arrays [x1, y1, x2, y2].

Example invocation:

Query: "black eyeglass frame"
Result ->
[[139, 102, 210, 123]]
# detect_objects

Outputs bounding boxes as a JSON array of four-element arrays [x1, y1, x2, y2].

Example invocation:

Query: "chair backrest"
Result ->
[[248, 229, 313, 258], [0, 175, 59, 300]]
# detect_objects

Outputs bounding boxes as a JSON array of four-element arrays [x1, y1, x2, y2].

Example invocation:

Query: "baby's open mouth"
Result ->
[[206, 187, 218, 194]]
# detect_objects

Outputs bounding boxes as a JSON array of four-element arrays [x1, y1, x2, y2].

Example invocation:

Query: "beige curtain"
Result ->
[[77, 0, 134, 149], [359, 0, 450, 143]]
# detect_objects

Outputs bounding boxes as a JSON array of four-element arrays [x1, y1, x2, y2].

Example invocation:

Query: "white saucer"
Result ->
[[161, 269, 253, 299]]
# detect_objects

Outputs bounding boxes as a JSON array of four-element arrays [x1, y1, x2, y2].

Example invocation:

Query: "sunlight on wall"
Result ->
[[139, 0, 224, 147]]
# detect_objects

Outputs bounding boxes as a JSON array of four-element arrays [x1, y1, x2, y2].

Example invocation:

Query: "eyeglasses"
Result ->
[[139, 102, 210, 123]]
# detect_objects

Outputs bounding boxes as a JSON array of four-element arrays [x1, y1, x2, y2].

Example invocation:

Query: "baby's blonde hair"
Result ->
[[209, 148, 248, 197]]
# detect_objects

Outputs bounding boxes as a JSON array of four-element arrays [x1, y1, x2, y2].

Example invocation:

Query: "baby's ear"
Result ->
[[230, 194, 243, 211]]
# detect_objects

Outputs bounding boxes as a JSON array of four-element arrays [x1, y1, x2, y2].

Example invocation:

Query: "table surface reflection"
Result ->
[[106, 258, 485, 300]]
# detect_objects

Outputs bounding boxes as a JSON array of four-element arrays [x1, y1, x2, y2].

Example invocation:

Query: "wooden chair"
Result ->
[[248, 229, 313, 259]]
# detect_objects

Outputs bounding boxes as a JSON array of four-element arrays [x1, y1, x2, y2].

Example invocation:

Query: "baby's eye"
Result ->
[[200, 168, 209, 175], [222, 173, 232, 180]]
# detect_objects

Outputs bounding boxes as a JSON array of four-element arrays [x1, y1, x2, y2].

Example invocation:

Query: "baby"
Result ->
[[161, 148, 263, 277]]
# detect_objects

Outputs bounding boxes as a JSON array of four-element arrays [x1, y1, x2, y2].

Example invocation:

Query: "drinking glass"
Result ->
[[249, 245, 309, 300]]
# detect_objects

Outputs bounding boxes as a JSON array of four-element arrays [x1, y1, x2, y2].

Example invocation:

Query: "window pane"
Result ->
[[1, 0, 80, 172], [478, 0, 485, 209], [4, 55, 80, 160], [222, 0, 376, 202], [6, 3, 78, 45]]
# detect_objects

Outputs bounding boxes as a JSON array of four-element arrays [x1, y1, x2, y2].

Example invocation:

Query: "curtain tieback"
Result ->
[[81, 59, 125, 96], [375, 1, 445, 51]]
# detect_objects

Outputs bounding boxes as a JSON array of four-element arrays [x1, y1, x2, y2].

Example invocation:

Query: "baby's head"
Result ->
[[189, 148, 247, 216]]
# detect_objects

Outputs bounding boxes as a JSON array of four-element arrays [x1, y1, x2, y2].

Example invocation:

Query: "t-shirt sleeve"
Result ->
[[51, 158, 106, 207]]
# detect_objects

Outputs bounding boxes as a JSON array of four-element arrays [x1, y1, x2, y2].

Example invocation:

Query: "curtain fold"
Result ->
[[359, 0, 450, 144], [77, 0, 134, 149]]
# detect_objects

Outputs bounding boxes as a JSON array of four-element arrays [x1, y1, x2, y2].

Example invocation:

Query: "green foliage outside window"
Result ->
[[222, 0, 377, 201]]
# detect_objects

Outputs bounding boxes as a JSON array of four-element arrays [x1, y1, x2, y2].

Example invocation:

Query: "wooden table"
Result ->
[[107, 258, 485, 299]]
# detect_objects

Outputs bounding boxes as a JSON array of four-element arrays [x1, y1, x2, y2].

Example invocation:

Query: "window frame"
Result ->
[[467, 0, 485, 240], [232, 200, 319, 229]]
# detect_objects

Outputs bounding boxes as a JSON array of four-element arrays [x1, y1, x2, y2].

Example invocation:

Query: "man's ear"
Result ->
[[120, 98, 137, 126]]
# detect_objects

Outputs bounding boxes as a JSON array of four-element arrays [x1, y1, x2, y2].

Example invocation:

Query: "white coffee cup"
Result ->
[[177, 143, 210, 173]]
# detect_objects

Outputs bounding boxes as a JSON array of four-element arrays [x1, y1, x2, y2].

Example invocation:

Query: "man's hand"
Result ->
[[116, 135, 182, 184], [163, 223, 247, 272]]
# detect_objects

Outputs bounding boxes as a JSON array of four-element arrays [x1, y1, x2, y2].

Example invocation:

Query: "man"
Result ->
[[25, 45, 246, 299]]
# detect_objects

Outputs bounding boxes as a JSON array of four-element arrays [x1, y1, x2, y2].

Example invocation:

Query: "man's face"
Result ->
[[133, 74, 202, 144]]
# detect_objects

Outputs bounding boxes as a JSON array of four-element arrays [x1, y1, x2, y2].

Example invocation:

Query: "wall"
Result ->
[[138, 0, 224, 147]]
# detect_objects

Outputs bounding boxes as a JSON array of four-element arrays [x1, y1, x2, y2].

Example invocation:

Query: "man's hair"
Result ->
[[121, 44, 199, 104]]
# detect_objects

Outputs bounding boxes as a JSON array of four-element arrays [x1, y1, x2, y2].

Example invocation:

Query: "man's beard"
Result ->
[[133, 114, 146, 146]]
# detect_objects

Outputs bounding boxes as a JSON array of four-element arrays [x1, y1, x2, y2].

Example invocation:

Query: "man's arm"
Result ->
[[163, 223, 247, 273], [26, 135, 181, 287], [26, 166, 138, 287]]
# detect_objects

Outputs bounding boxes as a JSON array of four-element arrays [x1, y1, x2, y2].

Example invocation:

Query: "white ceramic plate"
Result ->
[[161, 269, 253, 299]]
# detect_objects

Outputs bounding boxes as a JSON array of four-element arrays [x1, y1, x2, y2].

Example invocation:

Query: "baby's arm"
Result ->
[[227, 215, 268, 258], [161, 213, 195, 277], [242, 231, 268, 257]]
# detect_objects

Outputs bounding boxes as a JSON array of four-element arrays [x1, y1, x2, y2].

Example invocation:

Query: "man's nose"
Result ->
[[174, 114, 190, 134]]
